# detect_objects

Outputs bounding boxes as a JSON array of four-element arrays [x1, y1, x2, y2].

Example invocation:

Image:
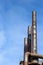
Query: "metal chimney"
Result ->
[[28, 26, 31, 52], [32, 11, 37, 54], [28, 26, 31, 62]]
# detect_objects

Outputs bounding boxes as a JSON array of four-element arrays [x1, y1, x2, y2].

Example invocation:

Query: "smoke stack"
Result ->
[[28, 26, 31, 36], [28, 26, 32, 62], [32, 11, 37, 54], [28, 26, 31, 52]]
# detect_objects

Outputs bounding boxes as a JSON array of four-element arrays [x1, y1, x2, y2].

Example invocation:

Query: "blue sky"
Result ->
[[0, 0, 43, 65]]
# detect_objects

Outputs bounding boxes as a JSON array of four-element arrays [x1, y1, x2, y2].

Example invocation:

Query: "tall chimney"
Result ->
[[32, 11, 37, 54], [28, 26, 31, 52], [28, 26, 32, 62]]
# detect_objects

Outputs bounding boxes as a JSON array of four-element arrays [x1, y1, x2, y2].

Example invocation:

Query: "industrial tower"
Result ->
[[19, 11, 43, 65]]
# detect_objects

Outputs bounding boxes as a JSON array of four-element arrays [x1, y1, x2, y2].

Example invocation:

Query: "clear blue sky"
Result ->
[[0, 0, 43, 65]]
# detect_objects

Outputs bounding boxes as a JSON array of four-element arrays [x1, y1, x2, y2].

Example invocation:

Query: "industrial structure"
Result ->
[[19, 11, 43, 65]]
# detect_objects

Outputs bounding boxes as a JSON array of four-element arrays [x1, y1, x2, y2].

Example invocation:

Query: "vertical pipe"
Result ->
[[24, 38, 28, 53], [32, 11, 37, 54], [24, 38, 28, 65], [28, 26, 31, 36], [24, 38, 28, 61], [28, 26, 32, 62], [28, 26, 31, 52]]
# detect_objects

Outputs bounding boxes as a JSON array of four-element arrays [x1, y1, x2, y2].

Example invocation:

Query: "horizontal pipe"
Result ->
[[25, 52, 43, 59], [31, 54, 43, 59]]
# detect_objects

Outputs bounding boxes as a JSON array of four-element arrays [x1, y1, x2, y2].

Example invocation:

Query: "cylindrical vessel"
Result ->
[[28, 26, 31, 36], [28, 26, 31, 52], [28, 26, 32, 62], [32, 11, 37, 54]]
